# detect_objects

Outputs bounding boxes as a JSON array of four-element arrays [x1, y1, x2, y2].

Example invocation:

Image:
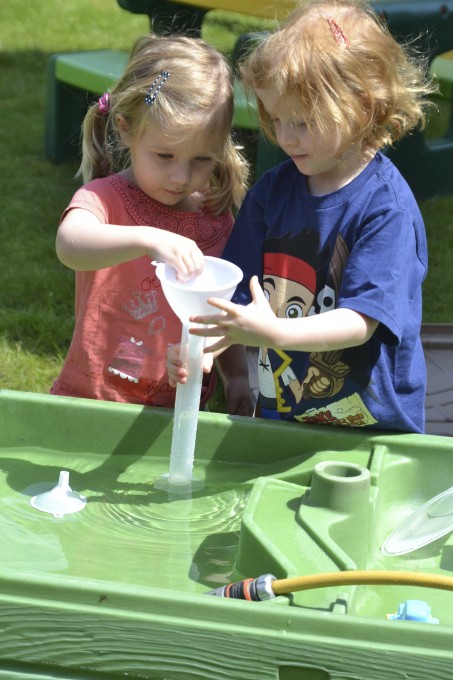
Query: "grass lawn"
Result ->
[[0, 0, 452, 404]]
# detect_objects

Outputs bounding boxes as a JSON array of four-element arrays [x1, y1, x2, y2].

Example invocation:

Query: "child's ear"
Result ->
[[116, 114, 131, 146]]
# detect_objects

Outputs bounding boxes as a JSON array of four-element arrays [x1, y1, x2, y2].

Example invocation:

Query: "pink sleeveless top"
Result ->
[[51, 174, 233, 407]]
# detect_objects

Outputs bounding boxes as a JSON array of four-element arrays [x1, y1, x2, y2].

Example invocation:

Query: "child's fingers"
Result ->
[[167, 343, 182, 364], [202, 335, 230, 354], [190, 324, 226, 337], [167, 363, 188, 386], [189, 301, 233, 325], [177, 251, 204, 281], [249, 275, 266, 302], [201, 353, 214, 373], [166, 343, 188, 385]]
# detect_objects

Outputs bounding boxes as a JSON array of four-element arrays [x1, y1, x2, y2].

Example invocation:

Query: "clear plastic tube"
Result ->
[[155, 324, 205, 494]]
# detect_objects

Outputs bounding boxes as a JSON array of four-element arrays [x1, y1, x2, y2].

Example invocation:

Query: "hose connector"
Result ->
[[205, 574, 277, 601]]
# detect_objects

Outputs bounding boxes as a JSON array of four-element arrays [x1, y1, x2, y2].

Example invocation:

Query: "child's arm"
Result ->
[[56, 208, 204, 280], [215, 345, 255, 416], [190, 276, 378, 353]]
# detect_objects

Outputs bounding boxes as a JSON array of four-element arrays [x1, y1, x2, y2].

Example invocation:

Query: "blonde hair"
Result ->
[[78, 34, 248, 214], [240, 0, 438, 154]]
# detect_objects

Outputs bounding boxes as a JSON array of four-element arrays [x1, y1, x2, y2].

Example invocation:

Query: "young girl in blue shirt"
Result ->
[[169, 0, 437, 432]]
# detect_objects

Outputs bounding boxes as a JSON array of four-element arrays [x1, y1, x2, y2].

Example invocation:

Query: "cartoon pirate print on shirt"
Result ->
[[258, 229, 377, 427]]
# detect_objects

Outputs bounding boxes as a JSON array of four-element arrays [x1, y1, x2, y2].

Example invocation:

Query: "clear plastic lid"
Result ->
[[382, 486, 453, 556]]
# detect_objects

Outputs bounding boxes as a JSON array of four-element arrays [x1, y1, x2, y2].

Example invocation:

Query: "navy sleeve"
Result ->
[[338, 207, 427, 345]]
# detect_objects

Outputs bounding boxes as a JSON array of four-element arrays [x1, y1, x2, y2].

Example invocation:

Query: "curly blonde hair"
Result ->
[[78, 34, 249, 215], [240, 0, 438, 154]]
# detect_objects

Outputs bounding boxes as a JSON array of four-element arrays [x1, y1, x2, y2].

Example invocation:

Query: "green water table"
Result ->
[[0, 389, 452, 679]]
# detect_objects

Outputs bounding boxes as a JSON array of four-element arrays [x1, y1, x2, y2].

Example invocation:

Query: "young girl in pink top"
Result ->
[[51, 34, 250, 410]]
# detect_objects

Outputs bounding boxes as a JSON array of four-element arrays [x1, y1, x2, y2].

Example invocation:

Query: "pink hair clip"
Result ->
[[98, 92, 111, 116], [327, 17, 349, 48]]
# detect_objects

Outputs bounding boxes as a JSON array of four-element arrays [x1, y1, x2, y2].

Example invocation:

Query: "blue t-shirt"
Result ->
[[223, 153, 427, 433]]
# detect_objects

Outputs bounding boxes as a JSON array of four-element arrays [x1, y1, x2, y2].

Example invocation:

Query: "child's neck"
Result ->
[[307, 147, 376, 197], [119, 168, 203, 212]]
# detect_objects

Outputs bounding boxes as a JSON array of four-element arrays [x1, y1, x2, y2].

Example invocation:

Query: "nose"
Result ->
[[275, 121, 298, 149], [170, 161, 190, 186]]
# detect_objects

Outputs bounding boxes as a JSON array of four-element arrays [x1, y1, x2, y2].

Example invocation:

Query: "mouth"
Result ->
[[165, 189, 186, 196]]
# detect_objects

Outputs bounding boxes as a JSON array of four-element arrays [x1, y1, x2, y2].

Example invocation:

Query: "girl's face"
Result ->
[[120, 118, 218, 211], [255, 86, 361, 196]]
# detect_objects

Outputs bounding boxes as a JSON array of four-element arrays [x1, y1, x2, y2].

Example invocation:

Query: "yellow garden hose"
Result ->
[[206, 570, 453, 601], [272, 570, 453, 596]]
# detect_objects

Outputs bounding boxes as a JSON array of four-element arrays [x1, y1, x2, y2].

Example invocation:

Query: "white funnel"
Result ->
[[30, 471, 87, 517], [155, 256, 243, 324], [155, 256, 242, 494]]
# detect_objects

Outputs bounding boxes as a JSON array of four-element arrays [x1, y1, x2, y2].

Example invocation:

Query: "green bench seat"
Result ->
[[431, 49, 453, 100]]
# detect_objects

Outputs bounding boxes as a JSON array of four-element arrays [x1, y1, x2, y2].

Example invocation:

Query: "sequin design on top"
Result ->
[[107, 336, 145, 384], [111, 175, 232, 252], [121, 290, 158, 321]]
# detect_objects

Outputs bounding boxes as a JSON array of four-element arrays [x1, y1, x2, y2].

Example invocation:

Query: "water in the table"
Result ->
[[0, 449, 259, 592]]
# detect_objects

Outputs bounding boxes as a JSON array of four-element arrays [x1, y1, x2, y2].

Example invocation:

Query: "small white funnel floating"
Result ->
[[154, 256, 242, 494], [30, 471, 87, 517]]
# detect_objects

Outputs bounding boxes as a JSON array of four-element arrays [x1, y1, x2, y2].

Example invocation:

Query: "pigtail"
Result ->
[[76, 101, 115, 184]]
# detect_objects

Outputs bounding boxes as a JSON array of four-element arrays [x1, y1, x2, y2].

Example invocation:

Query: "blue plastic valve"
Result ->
[[387, 600, 439, 624]]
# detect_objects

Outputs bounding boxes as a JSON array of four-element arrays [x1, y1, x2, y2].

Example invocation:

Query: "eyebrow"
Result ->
[[287, 295, 307, 305], [263, 277, 276, 288]]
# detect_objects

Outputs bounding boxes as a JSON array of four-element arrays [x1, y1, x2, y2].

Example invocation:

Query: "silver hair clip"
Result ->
[[145, 71, 170, 106]]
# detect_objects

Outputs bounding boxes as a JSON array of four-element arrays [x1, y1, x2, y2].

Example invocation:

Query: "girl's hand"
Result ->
[[167, 343, 214, 387], [166, 344, 187, 387], [149, 231, 204, 281], [189, 276, 276, 353]]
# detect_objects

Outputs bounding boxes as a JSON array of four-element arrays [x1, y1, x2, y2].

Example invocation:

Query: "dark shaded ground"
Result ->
[[422, 324, 453, 436]]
